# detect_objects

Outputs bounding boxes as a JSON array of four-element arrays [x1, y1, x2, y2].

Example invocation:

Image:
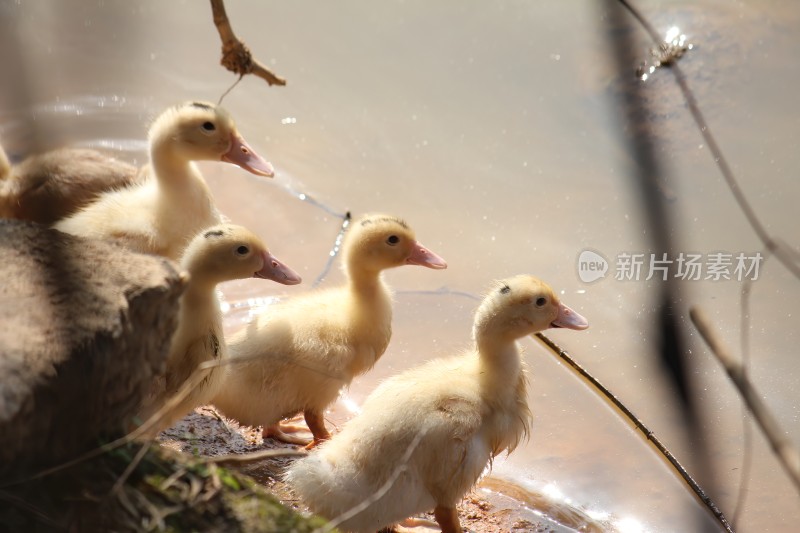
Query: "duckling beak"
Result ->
[[551, 302, 589, 330], [406, 241, 448, 269], [222, 133, 275, 177], [254, 251, 302, 285]]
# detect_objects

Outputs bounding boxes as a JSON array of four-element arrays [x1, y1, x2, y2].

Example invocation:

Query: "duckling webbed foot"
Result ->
[[303, 409, 332, 449]]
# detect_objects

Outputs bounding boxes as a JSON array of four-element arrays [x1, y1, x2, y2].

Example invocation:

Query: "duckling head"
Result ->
[[180, 224, 302, 287], [149, 101, 275, 177], [474, 275, 588, 343], [343, 213, 447, 276]]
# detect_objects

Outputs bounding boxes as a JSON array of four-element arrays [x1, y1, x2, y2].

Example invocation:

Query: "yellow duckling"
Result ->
[[286, 275, 588, 533], [212, 214, 447, 448], [138, 223, 301, 434], [54, 101, 274, 260], [0, 145, 140, 225]]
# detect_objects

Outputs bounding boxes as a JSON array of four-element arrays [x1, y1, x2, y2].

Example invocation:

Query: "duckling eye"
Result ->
[[386, 235, 400, 246], [201, 121, 216, 132], [535, 297, 547, 307], [235, 245, 249, 256]]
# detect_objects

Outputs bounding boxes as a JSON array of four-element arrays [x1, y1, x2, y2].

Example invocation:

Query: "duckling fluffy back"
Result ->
[[286, 275, 588, 532]]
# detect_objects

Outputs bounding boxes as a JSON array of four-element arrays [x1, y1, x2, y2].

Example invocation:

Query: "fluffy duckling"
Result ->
[[138, 223, 302, 434], [212, 214, 448, 448], [286, 275, 589, 533], [54, 101, 274, 260], [0, 146, 140, 224]]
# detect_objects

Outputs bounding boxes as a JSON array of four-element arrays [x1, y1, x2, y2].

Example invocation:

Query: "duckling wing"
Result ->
[[412, 393, 495, 503], [431, 395, 483, 441]]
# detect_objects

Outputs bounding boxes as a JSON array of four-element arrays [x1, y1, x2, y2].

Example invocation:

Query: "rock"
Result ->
[[0, 441, 329, 532], [0, 220, 184, 474]]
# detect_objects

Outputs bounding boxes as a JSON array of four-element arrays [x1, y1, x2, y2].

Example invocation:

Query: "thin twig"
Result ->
[[206, 406, 237, 437], [689, 307, 800, 494], [110, 442, 150, 497], [218, 74, 244, 105], [732, 285, 753, 527], [732, 252, 768, 527], [533, 332, 734, 532], [159, 467, 188, 492], [209, 0, 287, 86], [206, 448, 308, 465]]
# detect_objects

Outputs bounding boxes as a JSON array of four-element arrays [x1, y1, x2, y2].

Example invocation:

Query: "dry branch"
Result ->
[[689, 307, 800, 494], [207, 449, 308, 465], [209, 0, 286, 86], [533, 333, 734, 533]]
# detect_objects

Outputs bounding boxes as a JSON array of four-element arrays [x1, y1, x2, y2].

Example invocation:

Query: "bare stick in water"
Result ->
[[209, 0, 287, 86], [689, 307, 800, 494], [533, 333, 734, 533]]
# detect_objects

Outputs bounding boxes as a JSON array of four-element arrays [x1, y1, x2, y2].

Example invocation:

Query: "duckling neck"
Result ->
[[151, 135, 184, 173], [149, 136, 209, 192], [342, 269, 393, 374], [346, 263, 384, 293], [346, 268, 392, 320], [148, 139, 217, 253], [475, 335, 523, 393], [180, 282, 222, 329]]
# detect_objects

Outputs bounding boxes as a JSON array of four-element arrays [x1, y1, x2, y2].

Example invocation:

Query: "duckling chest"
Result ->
[[481, 375, 531, 454], [341, 322, 391, 377], [154, 183, 221, 258], [340, 293, 393, 375], [176, 295, 226, 365]]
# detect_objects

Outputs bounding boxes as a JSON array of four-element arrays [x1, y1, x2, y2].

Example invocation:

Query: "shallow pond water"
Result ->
[[2, 1, 799, 531]]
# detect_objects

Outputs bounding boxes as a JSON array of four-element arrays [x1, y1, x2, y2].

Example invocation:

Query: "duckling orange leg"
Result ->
[[303, 409, 331, 450], [433, 506, 463, 533]]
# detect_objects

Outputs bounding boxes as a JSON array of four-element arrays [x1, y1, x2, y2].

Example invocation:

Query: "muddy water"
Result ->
[[2, 1, 799, 531]]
